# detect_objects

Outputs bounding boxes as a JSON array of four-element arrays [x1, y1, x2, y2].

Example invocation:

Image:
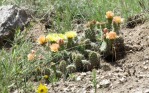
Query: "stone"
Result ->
[[143, 66, 148, 70], [99, 79, 110, 88], [80, 72, 87, 76], [0, 5, 30, 44], [119, 77, 127, 83], [76, 76, 81, 81], [144, 89, 149, 93], [144, 56, 149, 60]]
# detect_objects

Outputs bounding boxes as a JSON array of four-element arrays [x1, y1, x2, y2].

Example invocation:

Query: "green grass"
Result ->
[[1, 0, 149, 30], [0, 0, 149, 92]]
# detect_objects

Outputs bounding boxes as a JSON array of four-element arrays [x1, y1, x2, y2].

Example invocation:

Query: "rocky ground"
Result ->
[[41, 22, 149, 93]]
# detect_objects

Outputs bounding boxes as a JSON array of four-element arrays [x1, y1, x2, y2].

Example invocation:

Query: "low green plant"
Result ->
[[92, 69, 97, 93]]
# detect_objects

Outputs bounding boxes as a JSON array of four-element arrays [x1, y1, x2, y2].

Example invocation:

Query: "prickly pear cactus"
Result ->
[[113, 37, 125, 60], [85, 29, 96, 42], [82, 60, 92, 71], [89, 51, 100, 68], [71, 52, 76, 62], [83, 39, 91, 49], [67, 38, 75, 49], [113, 23, 120, 35], [66, 64, 76, 73], [59, 60, 67, 74], [73, 53, 83, 71], [107, 19, 112, 30], [90, 42, 100, 51]]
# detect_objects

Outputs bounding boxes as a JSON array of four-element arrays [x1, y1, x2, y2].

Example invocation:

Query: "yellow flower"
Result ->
[[46, 34, 59, 42], [50, 43, 60, 52], [37, 84, 48, 93], [113, 16, 124, 24], [106, 11, 114, 19], [106, 31, 118, 40], [37, 35, 47, 45], [65, 31, 77, 39], [58, 34, 67, 40]]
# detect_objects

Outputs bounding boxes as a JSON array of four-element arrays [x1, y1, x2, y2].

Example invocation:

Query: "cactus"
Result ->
[[113, 22, 120, 35], [73, 53, 83, 71], [100, 40, 108, 53], [90, 42, 100, 51], [76, 44, 85, 54], [113, 37, 125, 60], [82, 60, 92, 71], [66, 64, 76, 73], [71, 52, 76, 62], [62, 50, 70, 61], [105, 11, 114, 30], [107, 18, 113, 30], [84, 49, 92, 58], [59, 60, 67, 74], [56, 70, 62, 78], [51, 52, 63, 62], [44, 68, 51, 76], [50, 62, 57, 74], [89, 51, 100, 68], [85, 29, 96, 42], [86, 20, 96, 30], [67, 38, 75, 49], [83, 39, 91, 49], [96, 22, 106, 30]]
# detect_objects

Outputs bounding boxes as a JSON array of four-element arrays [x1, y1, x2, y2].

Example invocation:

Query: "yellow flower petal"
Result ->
[[106, 31, 118, 40], [113, 16, 124, 24], [58, 34, 67, 40], [65, 31, 77, 39], [37, 35, 47, 45], [37, 84, 48, 93], [106, 11, 114, 19], [50, 43, 60, 52], [46, 34, 59, 42]]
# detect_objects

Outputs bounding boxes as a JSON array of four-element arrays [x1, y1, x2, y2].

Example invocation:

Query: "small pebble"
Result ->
[[119, 77, 127, 83], [144, 89, 149, 93], [76, 76, 81, 81], [99, 79, 111, 88]]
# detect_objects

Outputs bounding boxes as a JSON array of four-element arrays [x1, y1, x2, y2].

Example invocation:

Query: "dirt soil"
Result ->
[[43, 22, 149, 93]]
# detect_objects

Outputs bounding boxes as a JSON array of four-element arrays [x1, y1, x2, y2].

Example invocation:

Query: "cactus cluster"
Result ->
[[99, 11, 124, 59], [32, 11, 125, 82]]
